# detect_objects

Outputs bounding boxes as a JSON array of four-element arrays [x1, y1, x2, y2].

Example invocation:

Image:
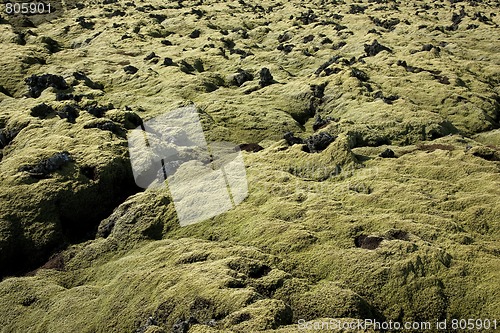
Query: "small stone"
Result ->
[[278, 32, 292, 43], [83, 120, 121, 134], [189, 29, 201, 38], [259, 68, 274, 87], [72, 72, 104, 90], [304, 132, 335, 153], [25, 74, 69, 98], [57, 105, 79, 123], [379, 148, 396, 158], [284, 132, 303, 146], [350, 68, 369, 82], [364, 40, 392, 57], [179, 60, 195, 74], [85, 103, 113, 118], [18, 151, 73, 179], [355, 235, 383, 250], [30, 103, 54, 118], [303, 35, 314, 43], [239, 143, 264, 152], [231, 69, 253, 87], [312, 115, 330, 131], [123, 65, 139, 74], [162, 57, 174, 66], [40, 36, 61, 53], [144, 52, 158, 61], [421, 44, 434, 51]]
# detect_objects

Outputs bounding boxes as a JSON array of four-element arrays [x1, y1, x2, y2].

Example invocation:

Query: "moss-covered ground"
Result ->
[[0, 0, 499, 331]]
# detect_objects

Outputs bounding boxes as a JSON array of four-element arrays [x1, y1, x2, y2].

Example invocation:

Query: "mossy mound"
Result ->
[[0, 92, 140, 275]]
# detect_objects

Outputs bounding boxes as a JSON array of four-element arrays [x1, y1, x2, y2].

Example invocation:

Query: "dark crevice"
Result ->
[[0, 158, 142, 279]]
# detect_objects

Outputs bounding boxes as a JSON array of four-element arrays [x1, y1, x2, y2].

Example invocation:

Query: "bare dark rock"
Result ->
[[298, 9, 317, 25], [364, 39, 392, 57], [190, 8, 205, 19], [0, 128, 20, 149], [179, 60, 195, 74], [303, 35, 314, 43], [135, 317, 160, 333], [123, 65, 139, 74], [76, 17, 95, 29], [277, 44, 294, 53], [239, 143, 264, 152], [323, 67, 341, 76], [369, 16, 400, 31], [259, 67, 274, 87], [57, 105, 79, 123], [229, 48, 253, 59], [221, 37, 235, 49], [231, 69, 254, 86], [312, 115, 330, 131], [162, 57, 174, 66], [331, 43, 346, 53], [30, 103, 54, 118], [349, 5, 367, 14], [421, 43, 434, 51], [56, 93, 83, 102], [83, 120, 121, 134], [144, 52, 158, 61], [473, 11, 493, 24], [374, 91, 399, 104], [320, 37, 332, 44], [73, 72, 104, 90], [0, 85, 12, 97], [304, 132, 336, 153], [350, 68, 369, 82], [40, 37, 61, 53], [85, 103, 114, 118], [436, 75, 450, 85], [149, 13, 167, 23], [25, 74, 69, 98], [470, 146, 500, 161], [311, 82, 327, 99], [18, 151, 73, 179], [315, 56, 342, 76], [447, 8, 466, 31], [284, 132, 303, 145], [106, 10, 126, 18], [278, 32, 293, 43], [397, 60, 450, 84], [354, 235, 383, 250], [189, 29, 201, 38], [379, 148, 396, 158]]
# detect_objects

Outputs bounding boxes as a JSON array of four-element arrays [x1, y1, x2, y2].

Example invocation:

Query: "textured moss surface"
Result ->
[[0, 0, 499, 331]]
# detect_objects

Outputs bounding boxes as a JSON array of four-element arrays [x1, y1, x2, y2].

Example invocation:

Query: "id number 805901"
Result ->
[[4, 2, 52, 15]]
